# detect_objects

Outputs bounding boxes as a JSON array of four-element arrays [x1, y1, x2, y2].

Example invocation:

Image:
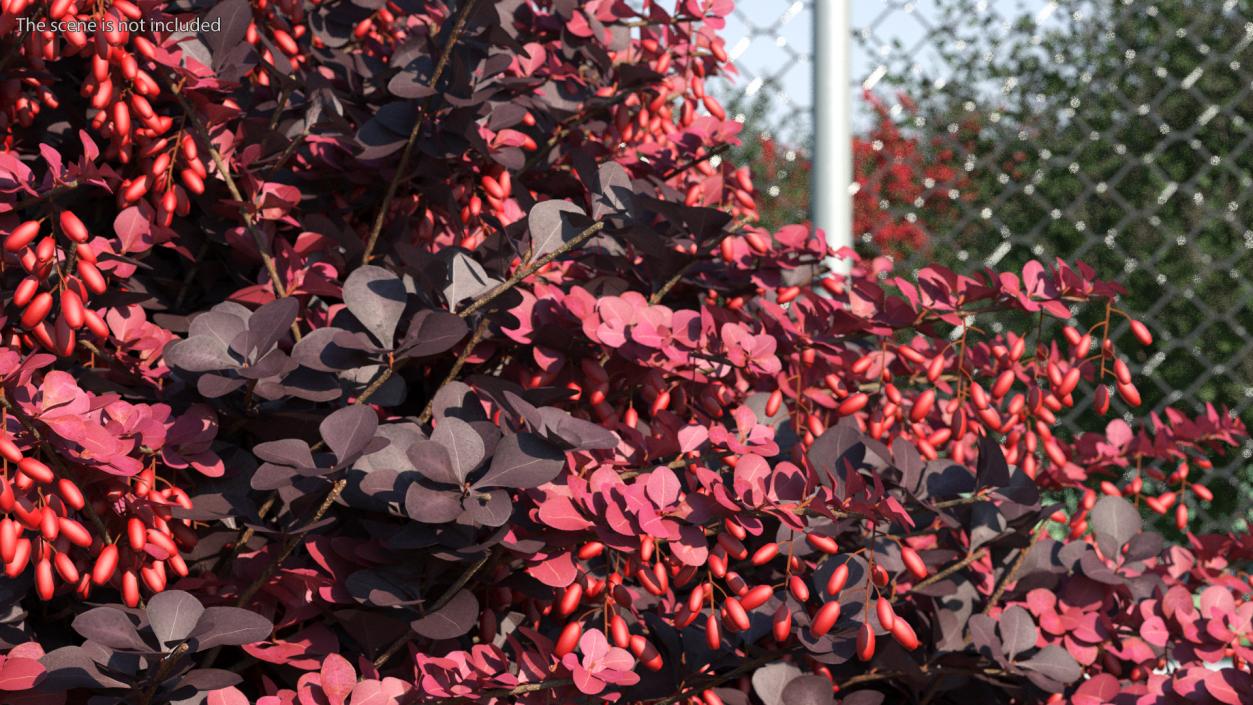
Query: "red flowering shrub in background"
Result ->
[[0, 1, 1249, 704], [851, 91, 970, 257]]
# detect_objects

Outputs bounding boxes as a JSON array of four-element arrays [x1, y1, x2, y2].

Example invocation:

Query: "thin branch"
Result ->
[[360, 0, 479, 265], [650, 261, 697, 305], [373, 549, 494, 669], [235, 477, 348, 607], [136, 643, 190, 705], [169, 89, 289, 301], [417, 318, 491, 424], [658, 142, 731, 180], [984, 528, 1044, 613], [459, 221, 605, 318], [913, 547, 988, 592]]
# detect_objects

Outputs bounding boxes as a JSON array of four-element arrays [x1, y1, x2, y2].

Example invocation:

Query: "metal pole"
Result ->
[[813, 0, 853, 274]]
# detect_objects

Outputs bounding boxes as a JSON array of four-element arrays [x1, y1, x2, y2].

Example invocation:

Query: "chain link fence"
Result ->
[[723, 0, 1253, 530]]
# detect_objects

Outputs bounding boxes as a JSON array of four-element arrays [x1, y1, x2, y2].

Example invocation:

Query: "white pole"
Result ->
[[813, 0, 853, 274]]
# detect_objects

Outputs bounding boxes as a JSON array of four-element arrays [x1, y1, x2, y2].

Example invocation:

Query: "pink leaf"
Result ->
[[527, 553, 578, 588], [320, 653, 356, 705]]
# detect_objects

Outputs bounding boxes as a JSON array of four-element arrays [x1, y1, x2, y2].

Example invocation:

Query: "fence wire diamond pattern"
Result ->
[[723, 0, 1253, 531]]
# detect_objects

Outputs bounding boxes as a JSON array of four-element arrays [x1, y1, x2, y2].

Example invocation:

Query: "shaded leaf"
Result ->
[[321, 405, 379, 465], [528, 200, 588, 260], [148, 590, 205, 649], [999, 605, 1037, 660], [344, 266, 407, 347], [1090, 495, 1141, 558], [187, 607, 273, 651], [398, 310, 468, 359], [411, 590, 478, 640], [781, 675, 834, 705], [475, 432, 563, 489], [71, 607, 153, 652]]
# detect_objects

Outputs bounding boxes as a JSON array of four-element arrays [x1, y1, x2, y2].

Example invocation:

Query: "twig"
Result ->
[[650, 261, 697, 305], [136, 643, 190, 705], [360, 0, 479, 265], [234, 477, 348, 607], [372, 549, 494, 669], [983, 529, 1043, 613], [658, 143, 731, 180], [459, 221, 605, 317], [416, 318, 491, 424], [913, 547, 988, 592]]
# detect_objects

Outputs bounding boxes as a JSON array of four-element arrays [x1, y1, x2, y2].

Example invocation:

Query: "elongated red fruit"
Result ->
[[59, 518, 92, 547], [557, 583, 582, 616], [92, 544, 118, 585], [21, 292, 53, 328], [35, 557, 55, 599], [890, 617, 920, 650], [789, 575, 810, 602], [740, 584, 773, 610], [610, 613, 630, 648], [765, 389, 783, 417], [1129, 319, 1153, 346], [751, 542, 779, 565], [13, 277, 39, 308], [122, 569, 140, 607], [5, 220, 40, 252], [857, 622, 876, 661], [127, 517, 146, 551], [18, 457, 53, 484], [554, 621, 581, 656], [54, 551, 79, 583], [826, 563, 849, 595], [59, 210, 89, 242], [5, 538, 31, 577], [0, 518, 16, 563], [806, 533, 839, 554], [724, 597, 750, 631], [630, 635, 663, 671], [901, 546, 928, 580], [772, 604, 792, 642], [78, 261, 108, 294], [705, 613, 721, 649], [0, 435, 22, 463], [61, 290, 85, 329], [811, 600, 841, 636], [876, 597, 896, 631]]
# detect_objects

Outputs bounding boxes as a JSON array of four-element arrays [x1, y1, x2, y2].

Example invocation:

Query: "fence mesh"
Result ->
[[722, 0, 1253, 531]]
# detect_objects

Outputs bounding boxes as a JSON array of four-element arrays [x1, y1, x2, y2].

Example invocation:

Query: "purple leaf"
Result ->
[[71, 607, 154, 652], [398, 310, 468, 359], [999, 605, 1037, 660], [528, 200, 588, 261], [751, 663, 803, 705], [344, 266, 407, 347], [1089, 495, 1141, 557], [411, 590, 478, 640], [321, 405, 379, 465], [404, 485, 462, 523], [187, 607, 273, 651], [431, 416, 484, 483], [645, 466, 681, 507], [781, 675, 834, 705], [1020, 645, 1081, 686], [148, 590, 205, 649], [239, 297, 299, 359], [475, 432, 563, 489]]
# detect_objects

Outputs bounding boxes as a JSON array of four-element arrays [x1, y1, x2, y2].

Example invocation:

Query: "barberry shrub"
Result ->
[[0, 1, 1248, 705]]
